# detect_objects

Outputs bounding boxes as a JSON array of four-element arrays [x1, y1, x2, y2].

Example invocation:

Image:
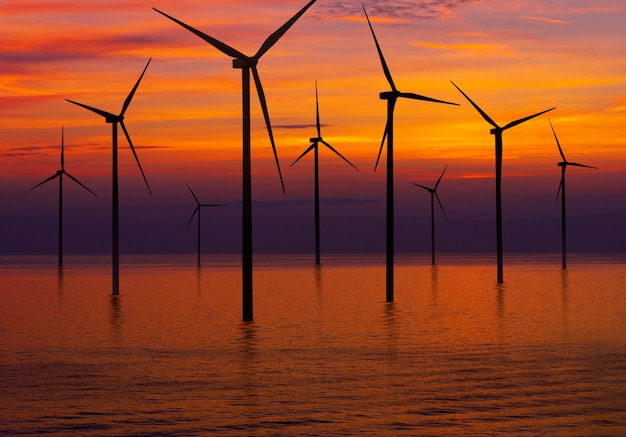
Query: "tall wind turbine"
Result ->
[[66, 59, 152, 296], [185, 182, 221, 267], [549, 119, 596, 270], [451, 81, 554, 283], [154, 1, 317, 321], [363, 4, 458, 302], [30, 127, 98, 267], [412, 165, 448, 266], [291, 82, 358, 265]]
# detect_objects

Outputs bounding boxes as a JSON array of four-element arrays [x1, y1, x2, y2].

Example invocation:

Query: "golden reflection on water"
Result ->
[[1, 254, 625, 436]]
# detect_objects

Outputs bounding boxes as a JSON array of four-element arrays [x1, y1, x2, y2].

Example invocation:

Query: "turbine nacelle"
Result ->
[[380, 91, 398, 100], [233, 58, 258, 69], [309, 137, 322, 143]]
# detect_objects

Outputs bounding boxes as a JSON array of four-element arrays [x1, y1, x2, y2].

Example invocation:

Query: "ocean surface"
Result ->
[[1, 253, 625, 436]]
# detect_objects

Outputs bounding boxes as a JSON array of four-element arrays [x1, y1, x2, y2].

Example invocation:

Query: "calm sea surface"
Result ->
[[1, 253, 625, 436]]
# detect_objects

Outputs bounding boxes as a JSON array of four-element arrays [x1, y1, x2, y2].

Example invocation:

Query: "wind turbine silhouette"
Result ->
[[154, 1, 317, 321], [291, 82, 358, 265], [412, 165, 448, 266], [363, 4, 458, 302], [451, 81, 554, 283], [185, 182, 222, 267], [66, 59, 152, 296], [549, 119, 597, 270], [30, 127, 98, 268]]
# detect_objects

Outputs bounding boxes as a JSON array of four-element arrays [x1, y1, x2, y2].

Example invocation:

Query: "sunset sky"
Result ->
[[2, 0, 625, 256]]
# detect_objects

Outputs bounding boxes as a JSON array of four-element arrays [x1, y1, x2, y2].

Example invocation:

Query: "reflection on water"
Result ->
[[109, 295, 123, 338], [1, 254, 625, 436]]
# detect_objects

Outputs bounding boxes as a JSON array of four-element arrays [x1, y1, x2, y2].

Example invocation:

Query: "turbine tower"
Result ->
[[66, 59, 152, 295], [549, 119, 596, 270], [30, 127, 98, 267], [154, 1, 317, 321], [451, 81, 554, 283], [291, 82, 358, 265], [185, 182, 222, 267], [363, 4, 458, 302], [412, 165, 448, 265]]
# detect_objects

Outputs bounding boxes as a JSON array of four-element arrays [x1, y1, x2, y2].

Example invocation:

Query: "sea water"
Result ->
[[1, 253, 625, 436]]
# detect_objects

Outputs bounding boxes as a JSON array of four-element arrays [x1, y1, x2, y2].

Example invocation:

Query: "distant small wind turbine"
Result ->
[[185, 182, 222, 267], [154, 1, 317, 321], [291, 82, 358, 265], [549, 119, 597, 270], [412, 165, 448, 265], [66, 59, 152, 295], [30, 127, 98, 267], [363, 4, 458, 302], [451, 81, 554, 284]]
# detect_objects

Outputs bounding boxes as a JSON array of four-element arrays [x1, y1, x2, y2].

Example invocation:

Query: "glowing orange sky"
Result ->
[[2, 0, 625, 254]]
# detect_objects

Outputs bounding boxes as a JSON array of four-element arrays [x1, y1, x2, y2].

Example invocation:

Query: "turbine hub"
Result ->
[[380, 91, 398, 100], [558, 162, 567, 167], [233, 58, 257, 69], [309, 137, 322, 142]]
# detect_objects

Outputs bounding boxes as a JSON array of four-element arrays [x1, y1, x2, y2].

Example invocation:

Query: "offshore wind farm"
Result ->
[[1, 1, 626, 436]]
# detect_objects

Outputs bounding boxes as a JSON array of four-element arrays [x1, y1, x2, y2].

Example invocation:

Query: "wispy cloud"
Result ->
[[319, 0, 480, 20], [414, 41, 511, 55], [0, 95, 64, 110], [1, 33, 165, 66], [519, 15, 571, 24], [274, 123, 325, 130]]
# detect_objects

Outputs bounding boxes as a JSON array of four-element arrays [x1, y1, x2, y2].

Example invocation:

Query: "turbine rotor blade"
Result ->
[[374, 122, 388, 172], [185, 182, 200, 205], [412, 182, 432, 192], [321, 140, 358, 170], [569, 162, 598, 169], [121, 121, 152, 196], [186, 207, 199, 229], [315, 81, 321, 138], [66, 99, 117, 121], [435, 165, 447, 190], [362, 4, 396, 92], [556, 173, 564, 202], [435, 192, 448, 222], [64, 171, 98, 197], [254, 0, 317, 59], [399, 92, 459, 106], [30, 173, 59, 190], [153, 8, 249, 61], [450, 81, 499, 129], [120, 58, 151, 116], [548, 118, 566, 161], [291, 143, 316, 166], [61, 126, 65, 169], [503, 107, 555, 130], [252, 66, 285, 193]]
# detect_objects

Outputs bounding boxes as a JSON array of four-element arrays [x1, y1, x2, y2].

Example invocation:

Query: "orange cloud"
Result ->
[[413, 41, 512, 55], [519, 15, 571, 24]]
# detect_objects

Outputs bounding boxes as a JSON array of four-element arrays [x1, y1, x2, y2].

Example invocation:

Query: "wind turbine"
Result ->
[[412, 165, 448, 266], [291, 82, 358, 265], [66, 59, 152, 296], [154, 1, 317, 321], [185, 182, 222, 267], [30, 127, 98, 267], [451, 81, 555, 283], [549, 119, 596, 270], [363, 4, 458, 302]]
